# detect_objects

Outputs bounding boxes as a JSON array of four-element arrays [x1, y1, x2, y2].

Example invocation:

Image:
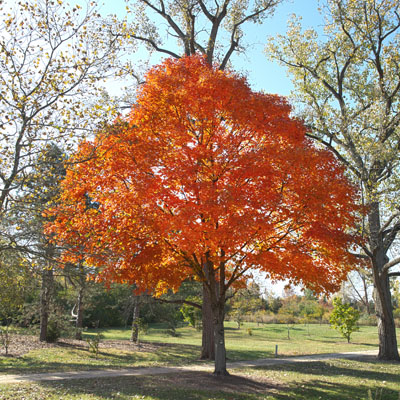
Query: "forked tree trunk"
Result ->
[[201, 284, 215, 360], [368, 202, 399, 361]]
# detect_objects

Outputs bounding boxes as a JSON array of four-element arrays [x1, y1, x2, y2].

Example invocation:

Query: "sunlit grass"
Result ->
[[86, 321, 380, 360]]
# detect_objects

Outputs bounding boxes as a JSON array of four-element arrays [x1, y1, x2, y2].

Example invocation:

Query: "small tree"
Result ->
[[330, 297, 360, 343], [181, 296, 202, 331]]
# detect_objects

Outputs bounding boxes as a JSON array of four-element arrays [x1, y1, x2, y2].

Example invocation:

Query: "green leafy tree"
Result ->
[[228, 284, 265, 329], [330, 297, 360, 343], [268, 0, 400, 360], [180, 296, 202, 330]]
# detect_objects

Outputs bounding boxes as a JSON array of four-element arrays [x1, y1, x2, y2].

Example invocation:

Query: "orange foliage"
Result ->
[[47, 55, 360, 296]]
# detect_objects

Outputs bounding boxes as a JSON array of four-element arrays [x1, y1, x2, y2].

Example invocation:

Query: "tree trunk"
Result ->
[[39, 267, 53, 342], [75, 287, 84, 340], [212, 299, 228, 376], [373, 273, 399, 360], [368, 202, 399, 361], [131, 295, 140, 343], [201, 283, 215, 360]]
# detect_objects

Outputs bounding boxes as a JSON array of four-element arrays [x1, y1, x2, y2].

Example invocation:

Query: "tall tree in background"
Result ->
[[119, 0, 283, 69], [112, 0, 286, 359], [0, 0, 131, 215], [268, 0, 400, 360], [48, 55, 359, 375], [11, 144, 66, 341]]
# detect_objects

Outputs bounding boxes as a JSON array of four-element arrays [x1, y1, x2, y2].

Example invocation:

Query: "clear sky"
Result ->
[[97, 0, 324, 97]]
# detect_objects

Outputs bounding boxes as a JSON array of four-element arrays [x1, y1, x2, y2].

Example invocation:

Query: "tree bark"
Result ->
[[75, 287, 84, 340], [131, 295, 140, 343], [212, 300, 228, 375], [373, 272, 399, 360], [368, 202, 399, 361], [201, 283, 215, 360], [39, 267, 53, 342]]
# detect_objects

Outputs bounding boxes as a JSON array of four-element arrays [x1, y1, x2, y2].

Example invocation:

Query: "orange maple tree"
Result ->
[[47, 55, 359, 375]]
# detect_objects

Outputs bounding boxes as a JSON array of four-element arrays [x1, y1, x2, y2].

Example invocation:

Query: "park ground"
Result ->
[[0, 322, 399, 399]]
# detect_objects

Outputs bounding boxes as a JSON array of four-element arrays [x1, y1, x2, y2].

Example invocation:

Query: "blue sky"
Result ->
[[98, 0, 323, 97]]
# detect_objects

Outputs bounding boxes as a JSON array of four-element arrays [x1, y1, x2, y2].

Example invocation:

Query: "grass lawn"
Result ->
[[0, 357, 399, 399], [0, 322, 384, 374], [87, 321, 380, 359], [0, 322, 383, 375]]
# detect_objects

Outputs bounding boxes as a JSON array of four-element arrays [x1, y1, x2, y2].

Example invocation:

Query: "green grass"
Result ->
[[0, 358, 399, 399], [86, 321, 380, 360], [0, 322, 384, 375]]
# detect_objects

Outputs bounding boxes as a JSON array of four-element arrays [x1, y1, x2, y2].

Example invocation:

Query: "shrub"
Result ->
[[46, 319, 61, 343], [330, 297, 360, 343]]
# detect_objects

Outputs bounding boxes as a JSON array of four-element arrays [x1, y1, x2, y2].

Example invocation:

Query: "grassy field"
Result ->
[[0, 322, 399, 399], [87, 321, 381, 359], [0, 322, 384, 375], [0, 358, 399, 399]]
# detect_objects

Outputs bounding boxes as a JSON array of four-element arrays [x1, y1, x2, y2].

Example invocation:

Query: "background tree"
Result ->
[[227, 283, 265, 329], [268, 0, 400, 360], [330, 297, 360, 343], [0, 0, 130, 215], [11, 144, 66, 341], [49, 55, 360, 375], [118, 0, 283, 70]]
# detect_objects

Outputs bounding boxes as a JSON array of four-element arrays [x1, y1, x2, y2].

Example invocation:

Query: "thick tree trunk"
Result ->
[[131, 295, 140, 343], [75, 287, 84, 340], [39, 267, 53, 342], [368, 202, 399, 361], [201, 283, 215, 360], [373, 272, 399, 360]]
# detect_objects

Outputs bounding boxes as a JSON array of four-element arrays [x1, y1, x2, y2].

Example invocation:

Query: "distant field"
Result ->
[[85, 321, 381, 360]]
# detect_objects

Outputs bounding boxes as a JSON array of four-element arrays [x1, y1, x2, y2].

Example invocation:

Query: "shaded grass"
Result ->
[[0, 342, 202, 374], [0, 358, 399, 399]]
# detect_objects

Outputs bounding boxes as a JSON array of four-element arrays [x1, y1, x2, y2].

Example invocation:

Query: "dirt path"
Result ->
[[0, 350, 379, 385]]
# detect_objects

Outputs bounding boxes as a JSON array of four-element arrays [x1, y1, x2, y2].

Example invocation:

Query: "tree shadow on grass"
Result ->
[[37, 372, 284, 400], [0, 342, 204, 375], [272, 379, 399, 400], [255, 358, 400, 384], [32, 365, 400, 400]]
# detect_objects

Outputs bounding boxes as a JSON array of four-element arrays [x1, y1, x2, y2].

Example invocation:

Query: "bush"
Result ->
[[358, 314, 377, 326], [86, 333, 103, 357], [330, 297, 360, 343], [46, 319, 61, 343]]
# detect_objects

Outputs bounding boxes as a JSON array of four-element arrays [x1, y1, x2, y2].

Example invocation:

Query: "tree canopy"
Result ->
[[49, 55, 359, 296], [48, 55, 359, 373]]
